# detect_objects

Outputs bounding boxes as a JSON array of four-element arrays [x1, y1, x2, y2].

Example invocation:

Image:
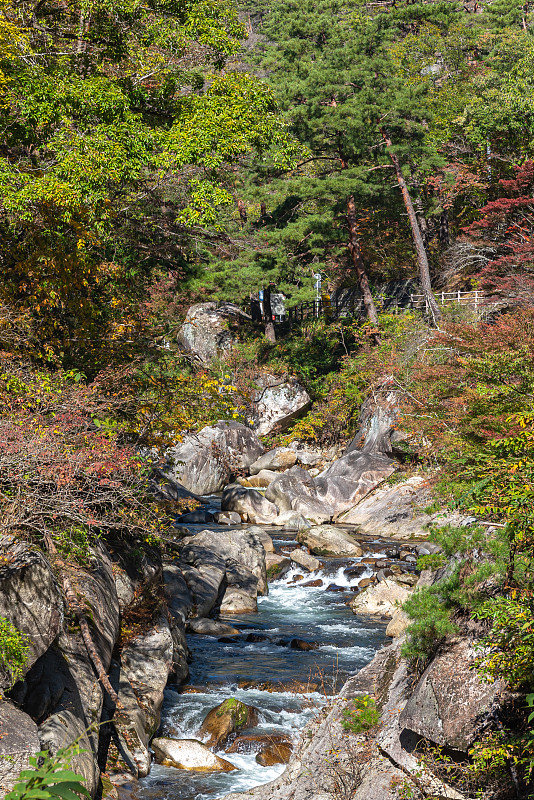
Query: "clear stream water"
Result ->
[[134, 529, 389, 800]]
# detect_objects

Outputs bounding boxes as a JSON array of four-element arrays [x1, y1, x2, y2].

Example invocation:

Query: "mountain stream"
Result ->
[[135, 528, 389, 800]]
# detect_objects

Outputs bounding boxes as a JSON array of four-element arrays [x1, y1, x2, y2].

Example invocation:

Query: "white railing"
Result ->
[[410, 290, 487, 311]]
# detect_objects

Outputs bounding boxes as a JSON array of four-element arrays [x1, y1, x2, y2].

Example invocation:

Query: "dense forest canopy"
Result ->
[[2, 0, 534, 796]]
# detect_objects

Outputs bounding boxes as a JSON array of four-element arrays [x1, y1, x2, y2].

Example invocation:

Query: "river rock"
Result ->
[[315, 451, 396, 517], [152, 738, 237, 772], [270, 511, 311, 530], [120, 614, 175, 737], [0, 702, 40, 795], [256, 740, 293, 766], [345, 390, 400, 456], [220, 586, 257, 614], [385, 609, 411, 638], [199, 698, 259, 748], [250, 377, 311, 436], [221, 484, 279, 525], [188, 618, 241, 637], [265, 467, 334, 524], [181, 528, 268, 596], [337, 476, 436, 538], [0, 535, 63, 684], [226, 733, 292, 756], [265, 553, 291, 580], [290, 549, 321, 572], [250, 448, 297, 475], [177, 302, 238, 364], [167, 421, 264, 496], [247, 470, 280, 488], [297, 525, 363, 557], [289, 443, 322, 466], [214, 511, 242, 525], [246, 526, 274, 552], [182, 560, 225, 617], [399, 638, 505, 752], [289, 638, 318, 651], [350, 578, 412, 618], [176, 509, 215, 524]]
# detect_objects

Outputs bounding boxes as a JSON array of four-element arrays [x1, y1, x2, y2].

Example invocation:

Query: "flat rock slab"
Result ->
[[297, 525, 363, 557], [290, 549, 321, 572], [250, 448, 297, 475], [152, 738, 236, 772], [399, 637, 505, 752], [350, 578, 412, 618]]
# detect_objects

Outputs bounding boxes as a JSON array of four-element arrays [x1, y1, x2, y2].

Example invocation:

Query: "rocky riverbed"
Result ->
[[0, 397, 494, 800], [131, 530, 393, 800]]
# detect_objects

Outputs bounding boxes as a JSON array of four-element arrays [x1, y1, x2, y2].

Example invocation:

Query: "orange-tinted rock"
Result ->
[[256, 740, 293, 766], [199, 698, 259, 748], [225, 733, 290, 755]]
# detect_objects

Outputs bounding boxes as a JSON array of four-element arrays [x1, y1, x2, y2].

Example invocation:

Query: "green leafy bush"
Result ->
[[0, 617, 29, 687], [5, 747, 89, 800], [341, 695, 380, 734], [474, 596, 534, 689], [416, 553, 447, 571]]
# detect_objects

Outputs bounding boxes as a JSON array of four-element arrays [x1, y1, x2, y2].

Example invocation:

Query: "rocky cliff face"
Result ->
[[0, 525, 271, 796], [223, 629, 504, 800]]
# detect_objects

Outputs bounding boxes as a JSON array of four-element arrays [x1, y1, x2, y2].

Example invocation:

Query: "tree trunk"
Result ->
[[263, 286, 276, 342], [346, 195, 379, 324], [380, 128, 442, 325], [439, 209, 450, 247], [414, 193, 429, 251], [237, 199, 247, 228], [44, 535, 121, 708]]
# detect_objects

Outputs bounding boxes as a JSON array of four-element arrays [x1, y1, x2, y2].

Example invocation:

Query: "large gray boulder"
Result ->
[[250, 375, 311, 436], [399, 637, 504, 752], [220, 586, 258, 614], [177, 302, 242, 364], [249, 448, 297, 475], [297, 525, 363, 557], [179, 562, 225, 619], [221, 484, 279, 525], [0, 536, 63, 684], [180, 528, 268, 596], [315, 451, 396, 516], [152, 738, 236, 772], [120, 614, 175, 739], [350, 578, 412, 617], [345, 390, 400, 455], [338, 475, 467, 539], [166, 421, 264, 496], [188, 618, 240, 637], [290, 549, 321, 572], [0, 702, 40, 795], [265, 466, 334, 525]]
